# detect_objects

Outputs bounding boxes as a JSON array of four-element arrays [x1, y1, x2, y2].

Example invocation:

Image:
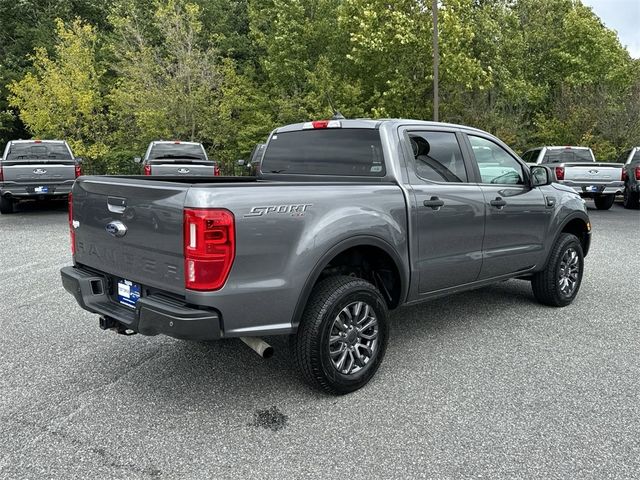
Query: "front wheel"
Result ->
[[291, 276, 389, 395], [593, 194, 615, 210], [531, 233, 584, 307]]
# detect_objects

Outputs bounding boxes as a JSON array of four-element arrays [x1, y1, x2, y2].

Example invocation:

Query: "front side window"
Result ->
[[468, 135, 524, 185], [408, 131, 468, 182]]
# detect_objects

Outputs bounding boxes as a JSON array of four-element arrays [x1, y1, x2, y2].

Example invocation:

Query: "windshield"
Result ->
[[5, 142, 73, 162], [542, 148, 593, 164], [147, 143, 208, 162], [261, 129, 385, 176]]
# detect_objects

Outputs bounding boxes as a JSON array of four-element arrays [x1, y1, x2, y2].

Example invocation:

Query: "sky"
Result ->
[[582, 0, 640, 58]]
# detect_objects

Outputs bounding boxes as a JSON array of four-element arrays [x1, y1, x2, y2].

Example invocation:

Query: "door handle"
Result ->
[[107, 196, 127, 214], [423, 196, 445, 210], [490, 197, 507, 209]]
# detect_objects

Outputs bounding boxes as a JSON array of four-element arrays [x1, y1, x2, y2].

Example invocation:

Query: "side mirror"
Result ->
[[530, 165, 552, 187], [75, 157, 83, 164], [237, 159, 246, 166], [133, 157, 142, 164]]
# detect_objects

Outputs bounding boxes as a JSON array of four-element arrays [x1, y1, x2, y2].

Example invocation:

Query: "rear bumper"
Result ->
[[60, 266, 221, 340], [560, 180, 624, 196], [1, 181, 73, 198]]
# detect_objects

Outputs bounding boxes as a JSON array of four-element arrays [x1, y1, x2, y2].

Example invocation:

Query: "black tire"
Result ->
[[531, 233, 584, 307], [291, 275, 389, 395], [593, 194, 615, 210], [0, 196, 14, 214], [623, 186, 640, 210]]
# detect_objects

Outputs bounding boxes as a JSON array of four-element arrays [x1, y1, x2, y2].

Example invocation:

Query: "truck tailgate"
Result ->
[[2, 161, 75, 183], [73, 177, 188, 295], [150, 163, 215, 176], [563, 163, 623, 182]]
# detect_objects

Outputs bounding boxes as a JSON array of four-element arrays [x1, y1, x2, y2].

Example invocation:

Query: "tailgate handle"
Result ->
[[107, 196, 127, 214]]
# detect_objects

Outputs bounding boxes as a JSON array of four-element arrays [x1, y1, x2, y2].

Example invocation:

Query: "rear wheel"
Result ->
[[291, 276, 389, 394], [623, 186, 639, 209], [0, 196, 14, 214], [531, 233, 584, 307], [593, 194, 615, 210]]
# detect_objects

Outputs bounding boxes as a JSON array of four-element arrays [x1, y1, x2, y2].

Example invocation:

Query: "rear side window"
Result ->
[[408, 131, 468, 182], [632, 149, 640, 162], [261, 129, 385, 176], [542, 148, 593, 163], [6, 143, 72, 161]]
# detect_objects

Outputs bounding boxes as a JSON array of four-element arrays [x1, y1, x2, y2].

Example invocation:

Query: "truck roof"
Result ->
[[8, 139, 68, 144], [150, 140, 203, 146], [543, 146, 592, 150], [274, 118, 490, 135]]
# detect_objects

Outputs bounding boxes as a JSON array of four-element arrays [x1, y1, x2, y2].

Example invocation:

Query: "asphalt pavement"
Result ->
[[0, 199, 638, 479]]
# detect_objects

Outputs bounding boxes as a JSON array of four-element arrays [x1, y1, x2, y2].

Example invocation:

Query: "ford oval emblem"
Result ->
[[177, 167, 190, 174], [105, 220, 127, 238], [33, 168, 47, 175], [589, 169, 598, 174]]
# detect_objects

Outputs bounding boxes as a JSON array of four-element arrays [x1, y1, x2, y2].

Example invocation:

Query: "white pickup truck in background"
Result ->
[[522, 146, 624, 210]]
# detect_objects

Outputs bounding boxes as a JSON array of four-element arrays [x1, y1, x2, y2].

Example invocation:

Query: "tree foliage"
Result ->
[[2, 0, 639, 171]]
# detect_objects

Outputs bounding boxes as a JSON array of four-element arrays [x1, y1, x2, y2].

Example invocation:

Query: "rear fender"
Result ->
[[291, 235, 409, 329]]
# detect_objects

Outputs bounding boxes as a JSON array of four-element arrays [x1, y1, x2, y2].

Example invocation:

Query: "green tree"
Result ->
[[8, 18, 108, 161]]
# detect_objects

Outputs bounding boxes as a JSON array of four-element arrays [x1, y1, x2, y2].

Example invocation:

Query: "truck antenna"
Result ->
[[325, 92, 345, 120]]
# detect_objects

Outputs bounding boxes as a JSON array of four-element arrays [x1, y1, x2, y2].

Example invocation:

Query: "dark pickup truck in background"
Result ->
[[135, 140, 220, 177], [620, 146, 640, 209], [61, 119, 591, 394], [0, 139, 82, 214]]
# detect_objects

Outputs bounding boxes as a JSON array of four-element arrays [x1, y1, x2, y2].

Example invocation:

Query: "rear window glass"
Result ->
[[261, 129, 385, 176], [6, 142, 72, 161], [542, 148, 593, 164], [633, 150, 640, 162], [148, 143, 207, 162]]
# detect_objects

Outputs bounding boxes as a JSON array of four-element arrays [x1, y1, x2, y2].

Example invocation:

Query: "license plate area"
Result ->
[[117, 279, 141, 308], [28, 185, 51, 193], [584, 185, 603, 193]]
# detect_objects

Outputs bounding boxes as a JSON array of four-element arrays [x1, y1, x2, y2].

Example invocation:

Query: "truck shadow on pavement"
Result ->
[[11, 199, 68, 214], [117, 278, 539, 403]]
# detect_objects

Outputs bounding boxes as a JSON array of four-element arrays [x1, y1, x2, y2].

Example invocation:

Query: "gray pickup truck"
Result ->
[[61, 119, 591, 394], [619, 147, 640, 209], [135, 140, 220, 177], [0, 139, 81, 214], [522, 146, 624, 210]]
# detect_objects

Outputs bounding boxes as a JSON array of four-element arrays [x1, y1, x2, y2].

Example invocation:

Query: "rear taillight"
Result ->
[[0, 165, 3, 182], [555, 166, 565, 181], [622, 169, 627, 181], [144, 164, 151, 175], [74, 164, 82, 178], [68, 193, 76, 255], [214, 165, 221, 176], [184, 208, 235, 291], [635, 166, 640, 181]]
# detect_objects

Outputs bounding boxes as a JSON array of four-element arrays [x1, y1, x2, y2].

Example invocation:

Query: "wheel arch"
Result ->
[[554, 213, 591, 260], [291, 236, 409, 330]]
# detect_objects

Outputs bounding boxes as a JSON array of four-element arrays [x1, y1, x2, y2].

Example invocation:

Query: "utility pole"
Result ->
[[432, 0, 439, 122]]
